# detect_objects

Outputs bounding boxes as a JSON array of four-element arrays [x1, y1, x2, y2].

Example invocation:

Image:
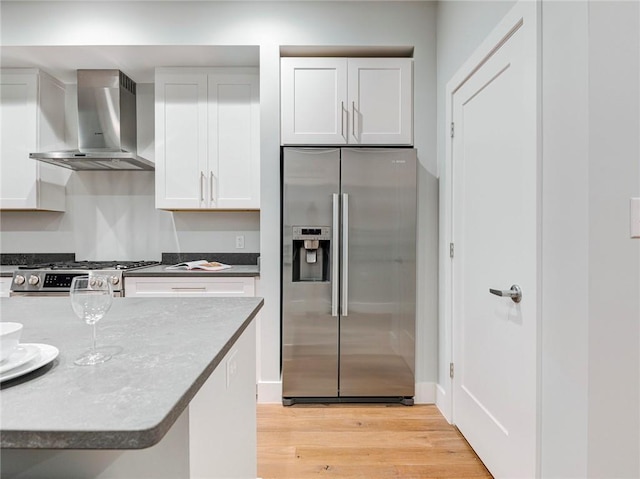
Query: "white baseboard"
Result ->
[[257, 380, 282, 404], [436, 383, 452, 422], [414, 381, 436, 404], [258, 380, 438, 405]]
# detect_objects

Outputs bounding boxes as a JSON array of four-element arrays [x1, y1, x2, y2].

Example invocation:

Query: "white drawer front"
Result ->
[[124, 277, 255, 297]]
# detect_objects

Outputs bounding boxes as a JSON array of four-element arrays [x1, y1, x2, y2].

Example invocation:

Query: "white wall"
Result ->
[[585, 2, 639, 476], [541, 2, 589, 476], [438, 1, 640, 477], [543, 2, 640, 477], [0, 1, 438, 402]]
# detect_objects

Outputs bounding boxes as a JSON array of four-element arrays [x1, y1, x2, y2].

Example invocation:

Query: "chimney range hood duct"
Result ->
[[30, 69, 154, 171]]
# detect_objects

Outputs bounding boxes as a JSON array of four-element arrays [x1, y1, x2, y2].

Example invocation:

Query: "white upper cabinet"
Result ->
[[347, 58, 413, 145], [208, 74, 260, 209], [155, 72, 207, 210], [280, 58, 348, 145], [281, 57, 413, 146], [155, 68, 260, 210], [0, 69, 67, 211]]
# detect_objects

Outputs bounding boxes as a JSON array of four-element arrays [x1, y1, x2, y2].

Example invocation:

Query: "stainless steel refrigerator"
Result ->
[[281, 147, 417, 405]]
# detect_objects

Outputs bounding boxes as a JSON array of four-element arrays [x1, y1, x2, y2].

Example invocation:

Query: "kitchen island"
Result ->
[[0, 296, 263, 479]]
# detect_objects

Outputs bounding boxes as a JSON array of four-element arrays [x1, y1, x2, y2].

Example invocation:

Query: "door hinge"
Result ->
[[450, 362, 454, 379], [450, 122, 455, 138], [449, 242, 454, 258]]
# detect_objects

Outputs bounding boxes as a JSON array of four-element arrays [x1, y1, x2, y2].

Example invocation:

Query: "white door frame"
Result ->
[[437, 0, 542, 469]]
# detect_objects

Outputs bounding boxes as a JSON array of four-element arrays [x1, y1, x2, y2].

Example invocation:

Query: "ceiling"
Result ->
[[0, 45, 260, 84]]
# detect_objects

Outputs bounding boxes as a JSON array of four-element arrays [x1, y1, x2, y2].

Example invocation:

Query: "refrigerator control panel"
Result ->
[[292, 226, 331, 240]]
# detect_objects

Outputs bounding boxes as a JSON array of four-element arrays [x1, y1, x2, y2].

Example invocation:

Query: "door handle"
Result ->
[[489, 284, 522, 303]]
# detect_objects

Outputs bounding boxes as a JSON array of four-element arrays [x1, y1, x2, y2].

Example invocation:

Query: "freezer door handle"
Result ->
[[332, 193, 340, 317], [342, 193, 349, 316]]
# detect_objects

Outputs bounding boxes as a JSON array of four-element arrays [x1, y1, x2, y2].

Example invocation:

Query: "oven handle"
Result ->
[[9, 291, 122, 298]]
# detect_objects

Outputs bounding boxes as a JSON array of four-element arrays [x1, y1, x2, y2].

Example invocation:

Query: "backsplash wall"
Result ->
[[0, 172, 260, 261]]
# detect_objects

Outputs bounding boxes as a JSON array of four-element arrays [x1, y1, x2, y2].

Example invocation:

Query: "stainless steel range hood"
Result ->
[[30, 70, 154, 171]]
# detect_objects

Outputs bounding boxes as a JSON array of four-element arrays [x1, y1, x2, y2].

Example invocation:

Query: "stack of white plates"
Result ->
[[0, 343, 59, 383]]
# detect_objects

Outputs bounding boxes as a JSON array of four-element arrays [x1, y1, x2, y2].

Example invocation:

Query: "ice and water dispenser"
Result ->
[[291, 226, 331, 282]]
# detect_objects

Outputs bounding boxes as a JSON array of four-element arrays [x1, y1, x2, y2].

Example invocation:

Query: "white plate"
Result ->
[[0, 344, 59, 383], [0, 344, 40, 374]]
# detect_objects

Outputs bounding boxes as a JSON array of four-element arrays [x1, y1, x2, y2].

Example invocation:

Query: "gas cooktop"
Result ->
[[18, 260, 160, 271]]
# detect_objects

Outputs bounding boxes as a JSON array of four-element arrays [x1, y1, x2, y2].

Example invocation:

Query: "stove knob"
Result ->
[[28, 275, 40, 286], [14, 274, 25, 285], [110, 276, 120, 286]]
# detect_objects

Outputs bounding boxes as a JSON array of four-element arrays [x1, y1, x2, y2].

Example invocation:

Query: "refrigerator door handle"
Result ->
[[341, 193, 349, 316], [332, 193, 340, 317]]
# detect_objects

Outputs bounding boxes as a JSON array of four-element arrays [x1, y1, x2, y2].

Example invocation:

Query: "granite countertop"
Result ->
[[0, 296, 263, 449], [124, 264, 260, 277]]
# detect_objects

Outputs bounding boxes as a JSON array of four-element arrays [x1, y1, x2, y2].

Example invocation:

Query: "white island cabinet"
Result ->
[[155, 68, 260, 210], [280, 57, 413, 145], [0, 69, 67, 211]]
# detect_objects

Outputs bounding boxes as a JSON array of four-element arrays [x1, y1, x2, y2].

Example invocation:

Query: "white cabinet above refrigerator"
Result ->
[[280, 58, 413, 146]]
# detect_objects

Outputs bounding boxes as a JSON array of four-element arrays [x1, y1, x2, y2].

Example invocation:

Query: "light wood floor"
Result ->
[[257, 404, 492, 479]]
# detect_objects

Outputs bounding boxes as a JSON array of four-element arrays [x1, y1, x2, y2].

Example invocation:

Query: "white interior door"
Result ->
[[451, 4, 539, 478]]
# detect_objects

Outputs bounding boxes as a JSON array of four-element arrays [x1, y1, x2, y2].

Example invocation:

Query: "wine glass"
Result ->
[[70, 275, 113, 366]]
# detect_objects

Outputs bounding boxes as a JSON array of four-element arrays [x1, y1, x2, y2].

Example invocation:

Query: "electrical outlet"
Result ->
[[235, 235, 245, 249], [226, 350, 238, 389]]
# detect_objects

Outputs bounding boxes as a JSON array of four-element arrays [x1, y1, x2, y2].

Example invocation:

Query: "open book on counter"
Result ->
[[165, 260, 232, 271]]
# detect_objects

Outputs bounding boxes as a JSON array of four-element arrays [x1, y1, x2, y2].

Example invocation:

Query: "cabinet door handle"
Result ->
[[200, 171, 205, 203], [341, 101, 346, 140], [171, 287, 207, 292], [210, 171, 217, 206], [351, 101, 356, 141]]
